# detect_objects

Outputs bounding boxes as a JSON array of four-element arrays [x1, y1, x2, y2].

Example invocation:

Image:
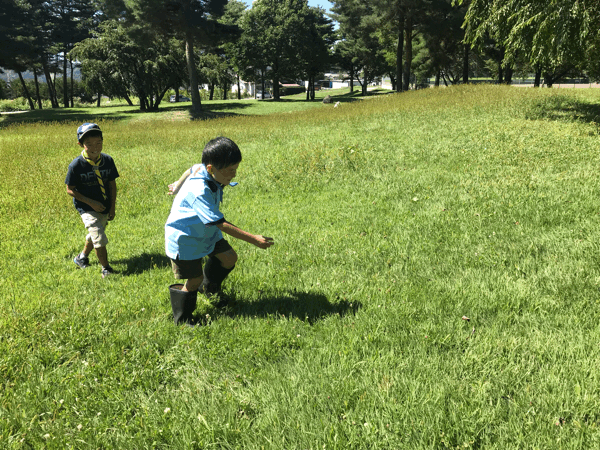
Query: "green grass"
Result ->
[[2, 85, 600, 449], [0, 88, 374, 127]]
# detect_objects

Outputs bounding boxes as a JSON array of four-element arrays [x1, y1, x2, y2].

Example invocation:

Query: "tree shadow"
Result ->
[[0, 101, 255, 128], [525, 96, 600, 125], [114, 252, 172, 275], [217, 289, 361, 324], [0, 107, 143, 128]]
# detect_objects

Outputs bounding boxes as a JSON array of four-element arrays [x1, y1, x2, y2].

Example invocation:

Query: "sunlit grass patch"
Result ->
[[2, 85, 600, 448]]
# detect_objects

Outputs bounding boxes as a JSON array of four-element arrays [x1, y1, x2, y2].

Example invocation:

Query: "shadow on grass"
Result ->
[[0, 89, 395, 128], [277, 89, 392, 104], [0, 107, 143, 127], [525, 96, 600, 125], [223, 289, 361, 324], [0, 101, 256, 128], [114, 252, 172, 275]]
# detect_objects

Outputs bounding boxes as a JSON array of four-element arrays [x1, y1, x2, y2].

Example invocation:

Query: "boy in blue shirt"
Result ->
[[165, 137, 274, 324], [65, 123, 119, 278]]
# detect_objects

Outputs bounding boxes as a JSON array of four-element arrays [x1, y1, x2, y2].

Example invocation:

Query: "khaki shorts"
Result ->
[[80, 211, 109, 248]]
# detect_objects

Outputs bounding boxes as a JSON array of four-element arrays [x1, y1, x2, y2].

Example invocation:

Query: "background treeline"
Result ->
[[1, 0, 599, 112]]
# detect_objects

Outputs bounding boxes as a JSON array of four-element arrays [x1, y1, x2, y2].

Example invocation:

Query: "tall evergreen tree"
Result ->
[[122, 0, 232, 113], [45, 0, 97, 107], [331, 0, 386, 95]]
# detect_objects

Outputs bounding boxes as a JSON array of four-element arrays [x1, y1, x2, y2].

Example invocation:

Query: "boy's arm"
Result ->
[[66, 185, 106, 213], [168, 169, 192, 195], [108, 179, 117, 221], [217, 221, 274, 249]]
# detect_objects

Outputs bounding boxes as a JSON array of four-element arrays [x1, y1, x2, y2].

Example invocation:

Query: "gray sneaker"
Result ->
[[101, 266, 116, 278], [73, 254, 90, 269]]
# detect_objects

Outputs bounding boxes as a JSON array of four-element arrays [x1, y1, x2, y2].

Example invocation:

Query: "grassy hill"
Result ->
[[2, 85, 600, 449]]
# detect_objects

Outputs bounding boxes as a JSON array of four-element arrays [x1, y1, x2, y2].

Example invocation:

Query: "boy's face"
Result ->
[[79, 136, 103, 162], [208, 163, 239, 185]]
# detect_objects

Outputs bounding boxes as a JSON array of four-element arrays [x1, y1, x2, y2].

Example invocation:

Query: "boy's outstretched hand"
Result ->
[[218, 221, 274, 249], [254, 235, 274, 249]]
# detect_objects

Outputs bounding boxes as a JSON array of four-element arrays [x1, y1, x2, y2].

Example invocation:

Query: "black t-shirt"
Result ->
[[65, 154, 120, 214]]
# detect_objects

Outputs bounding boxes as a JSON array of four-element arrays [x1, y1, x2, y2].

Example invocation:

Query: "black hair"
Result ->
[[80, 130, 103, 143], [201, 137, 242, 169]]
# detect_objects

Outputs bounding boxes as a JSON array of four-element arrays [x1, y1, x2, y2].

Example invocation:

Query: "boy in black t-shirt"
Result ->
[[65, 123, 120, 278]]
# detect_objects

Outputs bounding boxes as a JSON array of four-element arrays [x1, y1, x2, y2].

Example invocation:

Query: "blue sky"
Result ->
[[307, 0, 333, 10], [243, 1, 334, 13]]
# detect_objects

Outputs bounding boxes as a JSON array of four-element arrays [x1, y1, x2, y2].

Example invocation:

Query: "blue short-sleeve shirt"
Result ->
[[165, 164, 236, 260]]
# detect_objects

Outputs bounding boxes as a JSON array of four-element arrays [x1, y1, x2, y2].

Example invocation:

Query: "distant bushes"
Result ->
[[0, 98, 31, 112]]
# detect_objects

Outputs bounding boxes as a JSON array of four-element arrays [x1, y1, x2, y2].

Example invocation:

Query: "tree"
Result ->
[[331, 0, 387, 95], [0, 0, 40, 109], [300, 7, 335, 100], [123, 0, 232, 113], [421, 0, 470, 85], [197, 51, 233, 100], [457, 0, 598, 85], [219, 0, 248, 99], [237, 0, 321, 101], [72, 21, 187, 110], [45, 0, 97, 107]]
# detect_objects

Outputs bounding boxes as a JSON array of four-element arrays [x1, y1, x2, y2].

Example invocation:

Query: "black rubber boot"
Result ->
[[169, 283, 197, 325], [200, 257, 235, 305]]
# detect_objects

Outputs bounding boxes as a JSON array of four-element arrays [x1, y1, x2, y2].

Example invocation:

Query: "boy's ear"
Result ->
[[206, 163, 213, 174]]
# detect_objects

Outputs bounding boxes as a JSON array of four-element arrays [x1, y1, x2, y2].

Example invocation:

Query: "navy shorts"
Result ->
[[170, 239, 233, 279]]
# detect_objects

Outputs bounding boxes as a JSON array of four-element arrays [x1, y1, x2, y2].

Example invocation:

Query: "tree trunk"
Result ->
[[349, 66, 354, 93], [223, 83, 228, 100], [185, 32, 202, 113], [42, 58, 59, 108], [123, 92, 134, 106], [306, 76, 310, 101], [237, 74, 241, 100], [534, 68, 542, 87], [504, 66, 513, 84], [97, 92, 101, 107], [362, 69, 368, 96], [41, 59, 58, 108], [497, 63, 503, 83], [63, 51, 68, 107], [70, 57, 75, 107], [463, 44, 469, 83], [273, 75, 280, 100], [272, 60, 280, 100], [402, 17, 413, 91], [209, 83, 214, 100], [435, 70, 440, 87], [18, 71, 35, 110], [396, 14, 404, 92], [33, 68, 42, 109]]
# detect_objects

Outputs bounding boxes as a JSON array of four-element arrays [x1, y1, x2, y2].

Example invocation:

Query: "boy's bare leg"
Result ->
[[215, 249, 237, 269], [95, 246, 109, 267], [81, 239, 93, 257], [183, 276, 203, 292]]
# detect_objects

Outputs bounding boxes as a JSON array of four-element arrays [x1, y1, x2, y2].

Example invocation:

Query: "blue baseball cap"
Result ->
[[77, 123, 102, 142]]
